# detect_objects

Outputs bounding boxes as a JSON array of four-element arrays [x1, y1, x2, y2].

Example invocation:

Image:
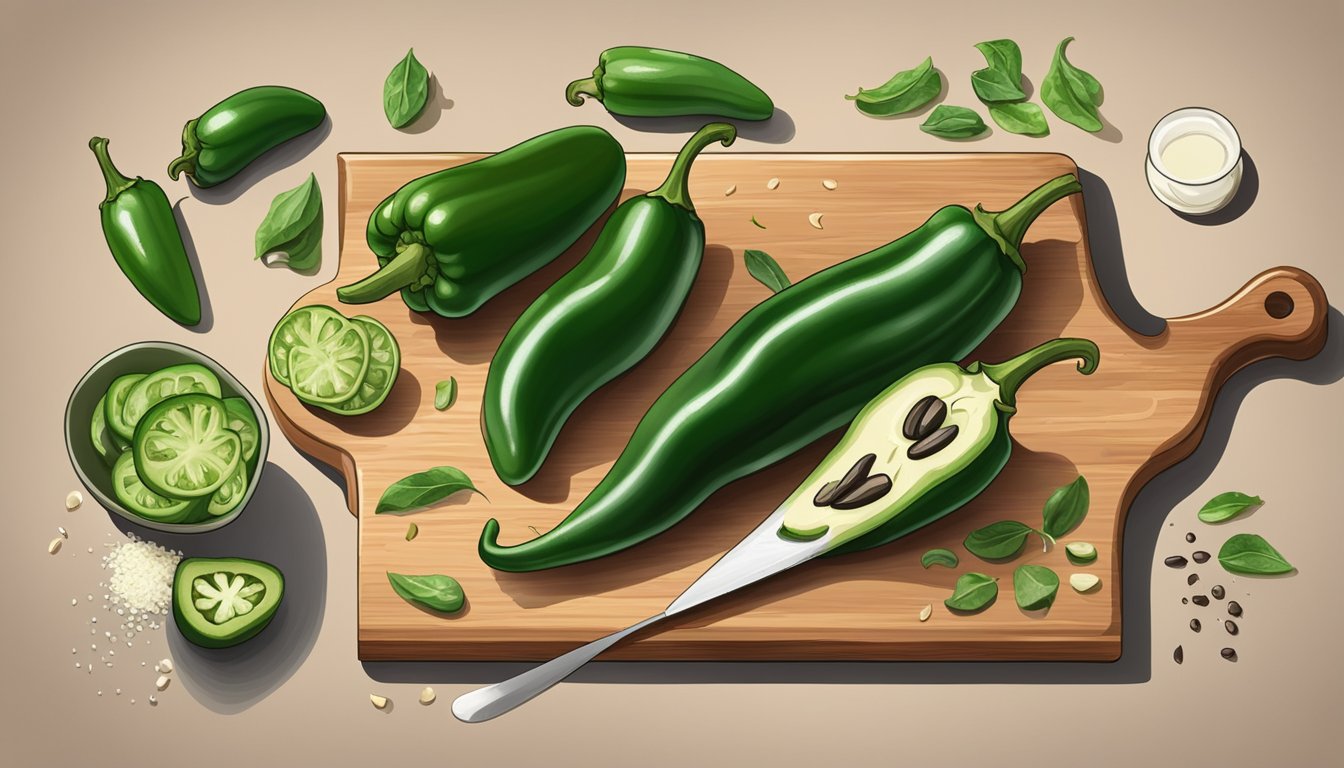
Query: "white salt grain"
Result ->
[[158, 658, 173, 674], [155, 675, 170, 691], [48, 538, 63, 555], [766, 177, 780, 190], [66, 491, 83, 511], [58, 527, 68, 539]]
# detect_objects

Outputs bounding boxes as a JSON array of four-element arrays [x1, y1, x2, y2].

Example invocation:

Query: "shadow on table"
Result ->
[[111, 465, 327, 713]]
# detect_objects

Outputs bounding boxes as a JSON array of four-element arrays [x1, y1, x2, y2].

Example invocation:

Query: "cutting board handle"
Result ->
[[1165, 266, 1329, 384]]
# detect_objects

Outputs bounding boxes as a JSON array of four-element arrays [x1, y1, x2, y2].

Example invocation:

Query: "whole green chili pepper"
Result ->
[[567, 47, 774, 121], [337, 126, 626, 317], [777, 338, 1100, 552], [478, 173, 1082, 571], [168, 86, 325, 188], [483, 123, 737, 486], [89, 137, 201, 326]]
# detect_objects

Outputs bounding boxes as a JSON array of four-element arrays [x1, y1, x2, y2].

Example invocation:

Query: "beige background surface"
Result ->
[[2, 0, 1340, 766]]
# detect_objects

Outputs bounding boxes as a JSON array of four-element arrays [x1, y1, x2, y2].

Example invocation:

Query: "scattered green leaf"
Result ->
[[1040, 37, 1103, 132], [434, 378, 458, 411], [1065, 541, 1097, 565], [964, 520, 1035, 560], [1218, 533, 1294, 575], [845, 56, 942, 117], [744, 249, 790, 293], [988, 102, 1050, 136], [375, 466, 482, 514], [383, 48, 430, 129], [921, 548, 960, 569], [971, 39, 1026, 103], [919, 105, 988, 139], [1198, 492, 1263, 523], [387, 572, 464, 613], [254, 173, 323, 271], [945, 572, 998, 612], [750, 215, 766, 229], [405, 522, 419, 541], [1013, 564, 1060, 611], [1042, 475, 1089, 538]]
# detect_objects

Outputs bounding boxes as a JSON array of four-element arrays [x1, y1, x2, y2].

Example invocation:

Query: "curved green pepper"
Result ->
[[567, 47, 774, 121], [483, 123, 737, 486], [775, 338, 1100, 553], [337, 126, 626, 317], [168, 86, 325, 188], [478, 173, 1082, 571], [89, 137, 201, 326]]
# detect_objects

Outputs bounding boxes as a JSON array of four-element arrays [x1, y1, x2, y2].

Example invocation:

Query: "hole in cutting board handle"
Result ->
[[1264, 291, 1294, 319]]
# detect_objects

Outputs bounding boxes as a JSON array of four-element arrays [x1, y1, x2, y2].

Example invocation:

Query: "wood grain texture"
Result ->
[[263, 152, 1328, 661]]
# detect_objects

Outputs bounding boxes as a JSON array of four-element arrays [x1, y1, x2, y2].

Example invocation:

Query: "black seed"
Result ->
[[1192, 550, 1211, 564], [1164, 556, 1188, 568], [907, 425, 958, 460], [1211, 585, 1225, 600], [1227, 601, 1243, 617], [914, 397, 947, 440], [816, 454, 876, 506], [1187, 573, 1200, 586], [1220, 647, 1237, 661], [1173, 645, 1183, 664], [1225, 620, 1239, 636], [1185, 532, 1196, 543], [901, 395, 941, 441], [1190, 619, 1201, 632], [813, 480, 841, 506], [1181, 598, 1189, 604], [1192, 595, 1210, 607], [831, 473, 893, 510]]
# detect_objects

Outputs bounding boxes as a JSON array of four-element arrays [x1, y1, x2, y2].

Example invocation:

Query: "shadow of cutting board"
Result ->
[[265, 151, 1327, 661]]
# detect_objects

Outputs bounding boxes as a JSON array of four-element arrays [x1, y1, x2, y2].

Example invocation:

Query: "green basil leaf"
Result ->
[[973, 40, 1024, 83], [434, 378, 457, 411], [919, 105, 988, 139], [1218, 533, 1294, 575], [383, 48, 430, 129], [744, 249, 790, 293], [964, 520, 1033, 560], [1013, 564, 1060, 611], [845, 56, 941, 117], [971, 40, 1026, 104], [920, 548, 959, 569], [254, 173, 322, 270], [375, 466, 482, 514], [1040, 37, 1103, 132], [988, 102, 1050, 137], [1042, 475, 1089, 538], [1197, 491, 1263, 523], [945, 572, 998, 612], [387, 572, 464, 613]]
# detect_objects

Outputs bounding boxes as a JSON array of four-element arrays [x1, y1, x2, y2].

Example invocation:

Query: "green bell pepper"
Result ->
[[173, 557, 284, 648], [168, 85, 325, 188], [478, 174, 1082, 571], [567, 47, 774, 121], [483, 123, 736, 486], [336, 126, 627, 317]]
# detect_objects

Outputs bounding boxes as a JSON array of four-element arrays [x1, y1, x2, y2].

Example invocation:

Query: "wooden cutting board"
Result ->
[[265, 151, 1327, 661]]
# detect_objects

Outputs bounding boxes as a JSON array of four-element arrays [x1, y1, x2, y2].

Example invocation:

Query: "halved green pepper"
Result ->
[[336, 126, 626, 317], [567, 47, 774, 121], [173, 557, 284, 648], [168, 86, 325, 188]]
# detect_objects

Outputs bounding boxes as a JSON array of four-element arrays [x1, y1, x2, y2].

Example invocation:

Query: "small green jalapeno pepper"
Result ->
[[780, 338, 1100, 549], [168, 85, 325, 188], [337, 126, 626, 317], [89, 137, 201, 326], [478, 173, 1082, 571], [567, 47, 774, 121], [483, 123, 736, 486]]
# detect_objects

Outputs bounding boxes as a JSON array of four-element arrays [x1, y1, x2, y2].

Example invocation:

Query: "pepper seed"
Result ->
[[913, 397, 947, 440], [1173, 645, 1183, 664], [812, 480, 841, 507], [1225, 620, 1239, 636], [1211, 585, 1225, 600], [1185, 532, 1196, 543], [1164, 555, 1188, 568], [1220, 647, 1237, 661], [1190, 619, 1201, 632], [1227, 601, 1243, 617], [1192, 595, 1210, 607], [907, 425, 958, 460], [831, 473, 894, 510], [901, 395, 942, 441], [1192, 550, 1211, 564], [1187, 573, 1200, 586]]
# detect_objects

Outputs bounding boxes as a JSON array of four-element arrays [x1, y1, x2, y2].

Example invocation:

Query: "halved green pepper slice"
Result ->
[[173, 557, 284, 648]]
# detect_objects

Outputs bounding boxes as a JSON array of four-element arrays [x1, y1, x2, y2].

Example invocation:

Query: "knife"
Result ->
[[451, 503, 835, 723]]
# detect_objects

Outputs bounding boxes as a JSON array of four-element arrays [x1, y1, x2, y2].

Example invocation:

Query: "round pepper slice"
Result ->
[[132, 393, 241, 499], [267, 304, 348, 385], [222, 397, 261, 465], [173, 557, 284, 648], [121, 364, 222, 437], [110, 451, 196, 523], [285, 320, 370, 405], [104, 373, 146, 442], [206, 464, 249, 517], [319, 316, 400, 416]]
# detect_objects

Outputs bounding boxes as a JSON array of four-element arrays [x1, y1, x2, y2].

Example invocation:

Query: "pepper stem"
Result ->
[[972, 173, 1082, 273], [647, 123, 738, 212], [336, 242, 434, 304], [89, 137, 137, 205], [982, 337, 1099, 407], [166, 118, 201, 181], [565, 76, 601, 107]]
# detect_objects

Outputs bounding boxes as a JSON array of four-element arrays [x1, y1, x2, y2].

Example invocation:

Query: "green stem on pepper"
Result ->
[[646, 122, 737, 212], [972, 173, 1083, 273], [982, 337, 1099, 407], [166, 118, 201, 181], [565, 75, 603, 106], [89, 137, 138, 204], [335, 242, 435, 304]]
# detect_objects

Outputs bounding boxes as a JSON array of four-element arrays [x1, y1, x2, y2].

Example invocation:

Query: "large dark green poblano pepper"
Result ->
[[168, 86, 325, 188], [567, 47, 774, 121], [483, 123, 736, 486], [89, 137, 201, 326], [479, 173, 1083, 571], [336, 126, 626, 316]]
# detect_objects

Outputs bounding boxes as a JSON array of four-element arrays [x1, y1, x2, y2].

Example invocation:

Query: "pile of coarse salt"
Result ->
[[103, 533, 181, 617]]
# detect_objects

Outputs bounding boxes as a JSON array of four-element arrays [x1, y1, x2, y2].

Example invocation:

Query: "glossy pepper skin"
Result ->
[[483, 123, 737, 486], [168, 86, 325, 188], [567, 47, 774, 121], [478, 174, 1083, 571], [336, 126, 626, 317], [89, 137, 201, 326]]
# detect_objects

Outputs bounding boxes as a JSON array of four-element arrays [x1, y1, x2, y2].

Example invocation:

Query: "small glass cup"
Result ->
[[1145, 107, 1243, 215]]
